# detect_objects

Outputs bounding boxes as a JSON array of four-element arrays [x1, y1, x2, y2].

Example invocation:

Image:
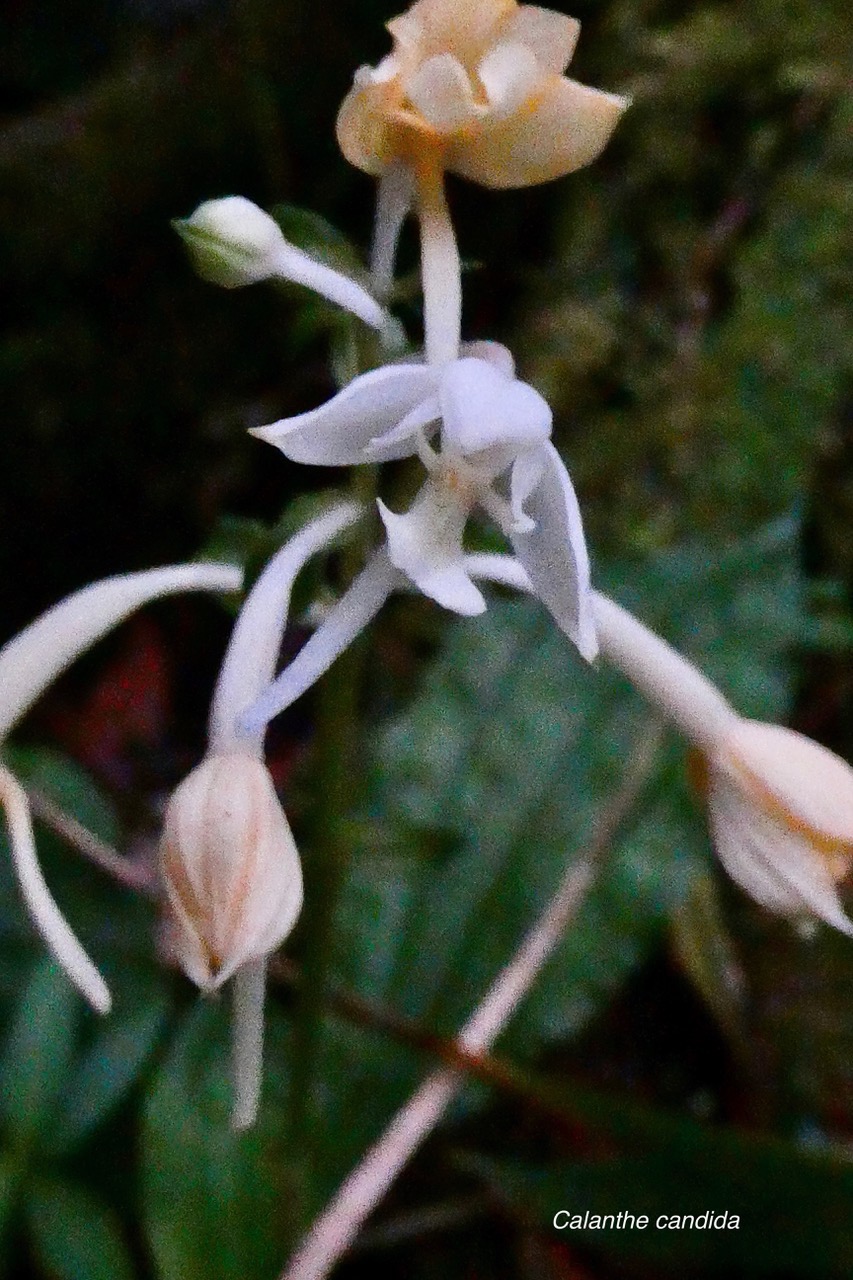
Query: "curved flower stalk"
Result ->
[[159, 501, 362, 1128], [337, 1, 628, 360], [175, 197, 390, 332], [244, 351, 595, 736], [470, 555, 853, 934], [0, 563, 244, 1015]]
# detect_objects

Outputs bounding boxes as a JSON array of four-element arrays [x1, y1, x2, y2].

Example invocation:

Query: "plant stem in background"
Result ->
[[280, 723, 664, 1280]]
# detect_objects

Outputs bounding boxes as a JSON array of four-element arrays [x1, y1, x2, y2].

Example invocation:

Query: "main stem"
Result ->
[[415, 162, 461, 366]]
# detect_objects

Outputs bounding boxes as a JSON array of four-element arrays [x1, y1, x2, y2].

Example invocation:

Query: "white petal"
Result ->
[[378, 491, 485, 616], [439, 359, 551, 455], [242, 549, 399, 736], [251, 365, 438, 466], [708, 772, 853, 934], [0, 765, 111, 1013], [509, 448, 546, 529], [464, 552, 533, 593], [501, 7, 580, 74], [724, 721, 853, 846], [364, 395, 441, 460], [460, 340, 515, 377], [477, 40, 541, 117], [272, 243, 388, 331], [406, 54, 483, 133], [0, 563, 242, 742], [209, 502, 363, 754], [511, 443, 597, 660]]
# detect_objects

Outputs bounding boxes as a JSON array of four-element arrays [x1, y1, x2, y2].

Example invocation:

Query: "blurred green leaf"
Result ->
[[8, 750, 118, 847], [50, 974, 172, 1156], [0, 960, 79, 1154], [28, 1177, 136, 1280], [142, 999, 290, 1280], [463, 1087, 853, 1275]]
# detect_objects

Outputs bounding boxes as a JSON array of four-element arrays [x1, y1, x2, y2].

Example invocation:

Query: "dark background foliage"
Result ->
[[1, 0, 852, 1276]]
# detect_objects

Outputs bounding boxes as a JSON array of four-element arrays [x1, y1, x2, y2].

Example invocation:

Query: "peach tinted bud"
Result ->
[[706, 721, 853, 933], [160, 753, 303, 990]]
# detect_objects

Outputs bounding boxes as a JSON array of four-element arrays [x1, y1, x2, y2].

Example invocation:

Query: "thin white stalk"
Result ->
[[591, 591, 736, 751], [465, 559, 735, 750], [0, 764, 111, 1013], [231, 957, 268, 1131], [241, 549, 399, 738], [370, 163, 414, 300], [415, 168, 461, 366], [272, 246, 387, 331], [0, 563, 242, 742], [279, 729, 662, 1280], [209, 502, 364, 755]]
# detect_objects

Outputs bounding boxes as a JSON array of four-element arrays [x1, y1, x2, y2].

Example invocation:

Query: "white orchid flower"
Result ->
[[175, 196, 389, 332], [244, 350, 595, 735], [159, 501, 362, 1128], [459, 555, 853, 936], [0, 563, 243, 1015]]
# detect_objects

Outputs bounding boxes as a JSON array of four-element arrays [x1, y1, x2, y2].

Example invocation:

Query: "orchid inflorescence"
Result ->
[[2, 0, 853, 1131]]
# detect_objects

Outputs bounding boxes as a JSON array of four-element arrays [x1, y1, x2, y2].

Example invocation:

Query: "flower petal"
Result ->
[[500, 6, 580, 74], [242, 549, 399, 737], [448, 74, 629, 188], [509, 447, 546, 529], [708, 771, 853, 934], [439, 359, 551, 455], [461, 340, 515, 377], [410, 0, 511, 65], [0, 765, 111, 1013], [406, 54, 482, 134], [378, 491, 486, 615], [364, 394, 441, 460], [725, 721, 853, 847], [510, 442, 596, 660], [209, 502, 363, 753], [477, 40, 541, 117], [0, 563, 242, 743], [251, 364, 438, 465]]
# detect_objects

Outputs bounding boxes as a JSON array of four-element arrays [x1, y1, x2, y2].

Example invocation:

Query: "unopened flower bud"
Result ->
[[704, 721, 853, 934], [174, 197, 287, 288], [160, 752, 303, 991], [174, 196, 388, 329]]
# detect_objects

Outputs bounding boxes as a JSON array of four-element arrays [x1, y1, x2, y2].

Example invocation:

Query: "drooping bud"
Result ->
[[174, 196, 388, 329], [705, 721, 853, 933], [160, 752, 303, 991]]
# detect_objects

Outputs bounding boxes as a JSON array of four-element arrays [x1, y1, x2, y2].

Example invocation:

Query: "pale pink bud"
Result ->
[[160, 753, 302, 991]]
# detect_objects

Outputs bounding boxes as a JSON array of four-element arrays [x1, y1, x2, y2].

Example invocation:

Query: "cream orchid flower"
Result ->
[[0, 562, 243, 1015], [337, 0, 628, 191], [243, 350, 595, 737], [159, 501, 362, 1128], [338, 1, 628, 361]]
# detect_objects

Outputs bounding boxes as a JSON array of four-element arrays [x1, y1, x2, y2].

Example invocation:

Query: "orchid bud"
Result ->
[[704, 720, 853, 934], [160, 752, 303, 991], [174, 196, 388, 329], [174, 197, 288, 288]]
